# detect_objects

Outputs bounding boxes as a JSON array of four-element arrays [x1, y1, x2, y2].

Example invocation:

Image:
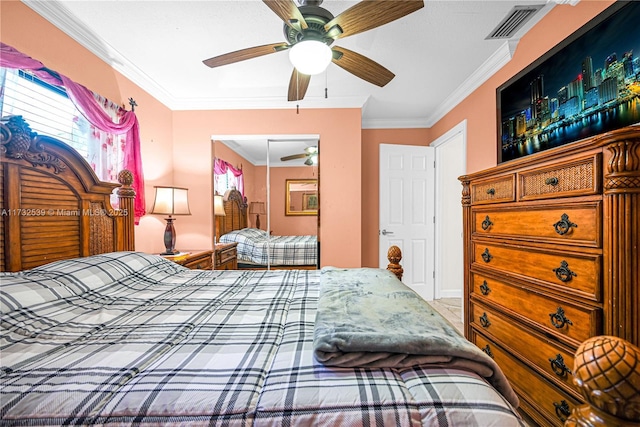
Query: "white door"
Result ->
[[432, 121, 466, 301], [379, 144, 435, 300]]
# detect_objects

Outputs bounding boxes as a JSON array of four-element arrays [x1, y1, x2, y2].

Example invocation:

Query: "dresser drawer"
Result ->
[[470, 273, 602, 346], [472, 242, 601, 301], [470, 301, 578, 396], [217, 247, 236, 264], [472, 202, 601, 247], [472, 333, 581, 427], [471, 175, 515, 205], [182, 252, 213, 270], [518, 154, 601, 201]]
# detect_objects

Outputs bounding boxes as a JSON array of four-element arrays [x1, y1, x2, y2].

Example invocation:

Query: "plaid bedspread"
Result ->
[[219, 228, 317, 266], [1, 252, 523, 426]]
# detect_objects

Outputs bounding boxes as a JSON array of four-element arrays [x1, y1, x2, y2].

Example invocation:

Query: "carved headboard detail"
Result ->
[[0, 116, 135, 271], [222, 189, 248, 235]]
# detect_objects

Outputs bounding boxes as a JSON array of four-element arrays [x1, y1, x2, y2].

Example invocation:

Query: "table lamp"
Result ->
[[150, 186, 191, 254], [249, 202, 266, 229]]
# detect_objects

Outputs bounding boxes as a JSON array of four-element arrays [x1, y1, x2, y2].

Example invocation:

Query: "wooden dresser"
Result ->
[[459, 126, 639, 426]]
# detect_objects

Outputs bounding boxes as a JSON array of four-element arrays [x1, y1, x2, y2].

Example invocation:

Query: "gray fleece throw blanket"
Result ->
[[314, 267, 519, 408]]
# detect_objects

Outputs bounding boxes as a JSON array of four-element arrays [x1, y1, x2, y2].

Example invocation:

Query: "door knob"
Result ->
[[381, 229, 394, 236]]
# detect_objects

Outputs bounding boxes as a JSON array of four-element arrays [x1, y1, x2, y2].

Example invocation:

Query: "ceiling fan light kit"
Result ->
[[203, 0, 424, 101], [288, 40, 332, 75]]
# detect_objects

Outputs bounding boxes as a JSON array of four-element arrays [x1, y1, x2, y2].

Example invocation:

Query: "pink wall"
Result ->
[[428, 1, 615, 174]]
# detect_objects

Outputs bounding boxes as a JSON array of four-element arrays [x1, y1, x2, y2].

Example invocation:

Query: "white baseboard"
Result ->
[[437, 289, 462, 299]]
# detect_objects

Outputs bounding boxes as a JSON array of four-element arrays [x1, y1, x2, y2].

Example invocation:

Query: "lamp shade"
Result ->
[[150, 186, 191, 216], [214, 194, 226, 216], [289, 40, 332, 75], [249, 202, 266, 215]]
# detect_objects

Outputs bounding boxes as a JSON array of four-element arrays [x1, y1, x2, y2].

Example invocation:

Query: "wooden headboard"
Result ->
[[0, 116, 135, 272], [221, 188, 248, 235]]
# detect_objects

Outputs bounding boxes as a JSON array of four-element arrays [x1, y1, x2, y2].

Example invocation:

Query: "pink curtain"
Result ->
[[0, 42, 146, 224], [214, 158, 244, 196]]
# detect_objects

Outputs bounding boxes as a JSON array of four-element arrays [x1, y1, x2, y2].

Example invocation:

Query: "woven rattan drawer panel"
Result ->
[[468, 272, 601, 346], [472, 202, 601, 247], [470, 175, 515, 204], [472, 243, 601, 301], [518, 154, 600, 201], [472, 332, 581, 427], [470, 300, 578, 396]]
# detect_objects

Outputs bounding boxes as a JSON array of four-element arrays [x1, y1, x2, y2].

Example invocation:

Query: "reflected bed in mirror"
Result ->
[[286, 179, 318, 216]]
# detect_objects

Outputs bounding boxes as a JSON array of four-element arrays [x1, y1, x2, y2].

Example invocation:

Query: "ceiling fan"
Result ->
[[281, 145, 318, 165], [202, 0, 424, 101]]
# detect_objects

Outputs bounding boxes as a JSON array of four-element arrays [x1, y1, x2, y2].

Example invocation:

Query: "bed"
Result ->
[[219, 189, 318, 269], [1, 116, 635, 426]]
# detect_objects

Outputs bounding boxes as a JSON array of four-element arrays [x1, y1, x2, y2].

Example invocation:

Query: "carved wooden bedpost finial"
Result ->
[[116, 169, 135, 251], [565, 335, 640, 427], [387, 245, 403, 281]]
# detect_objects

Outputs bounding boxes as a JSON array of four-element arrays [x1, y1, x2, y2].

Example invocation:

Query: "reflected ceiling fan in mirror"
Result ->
[[281, 146, 318, 165], [202, 0, 424, 101]]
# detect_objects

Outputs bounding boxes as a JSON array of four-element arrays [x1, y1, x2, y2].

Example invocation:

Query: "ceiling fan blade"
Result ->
[[203, 43, 288, 68], [331, 46, 394, 87], [288, 69, 311, 101], [324, 0, 424, 39], [263, 0, 308, 31], [281, 153, 308, 161]]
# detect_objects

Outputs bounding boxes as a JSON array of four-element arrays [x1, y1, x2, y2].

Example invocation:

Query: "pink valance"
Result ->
[[0, 42, 146, 224], [214, 158, 243, 177], [214, 158, 244, 196]]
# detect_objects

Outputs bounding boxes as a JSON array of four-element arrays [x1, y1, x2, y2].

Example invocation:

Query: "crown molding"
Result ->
[[22, 0, 177, 108], [422, 39, 518, 128], [170, 95, 368, 111]]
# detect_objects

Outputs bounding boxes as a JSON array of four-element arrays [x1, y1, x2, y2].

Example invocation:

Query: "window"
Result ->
[[213, 158, 244, 197], [1, 67, 126, 184], [1, 68, 90, 158]]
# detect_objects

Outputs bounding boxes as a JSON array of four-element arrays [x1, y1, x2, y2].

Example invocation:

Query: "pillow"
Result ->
[[30, 251, 178, 295], [0, 271, 74, 314], [220, 228, 267, 244]]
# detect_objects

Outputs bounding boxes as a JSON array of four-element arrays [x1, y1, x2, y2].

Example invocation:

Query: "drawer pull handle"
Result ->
[[481, 248, 493, 263], [481, 344, 494, 359], [549, 354, 572, 377], [553, 260, 577, 282], [545, 177, 559, 186], [481, 215, 493, 231], [553, 214, 578, 236], [479, 312, 491, 328], [549, 307, 573, 329], [486, 188, 496, 195], [479, 280, 491, 295], [553, 400, 571, 422]]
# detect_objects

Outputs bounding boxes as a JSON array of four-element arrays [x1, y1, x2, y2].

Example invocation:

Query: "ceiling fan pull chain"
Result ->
[[297, 104, 299, 114], [325, 69, 328, 99]]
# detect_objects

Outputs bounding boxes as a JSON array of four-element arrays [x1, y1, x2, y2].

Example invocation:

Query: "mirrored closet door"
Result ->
[[212, 135, 319, 270]]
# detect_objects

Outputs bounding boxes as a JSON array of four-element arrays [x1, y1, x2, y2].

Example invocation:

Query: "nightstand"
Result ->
[[163, 250, 213, 270], [214, 242, 237, 270]]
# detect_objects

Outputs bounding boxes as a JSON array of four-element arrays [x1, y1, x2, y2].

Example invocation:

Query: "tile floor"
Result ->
[[428, 297, 464, 334]]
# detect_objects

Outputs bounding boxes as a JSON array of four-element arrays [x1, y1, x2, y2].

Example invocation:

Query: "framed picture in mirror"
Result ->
[[286, 179, 318, 216]]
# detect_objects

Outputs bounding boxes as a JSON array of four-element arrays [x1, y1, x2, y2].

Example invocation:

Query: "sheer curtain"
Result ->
[[0, 42, 146, 224]]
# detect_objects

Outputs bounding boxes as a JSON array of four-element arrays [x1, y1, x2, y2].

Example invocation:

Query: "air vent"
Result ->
[[486, 5, 543, 39]]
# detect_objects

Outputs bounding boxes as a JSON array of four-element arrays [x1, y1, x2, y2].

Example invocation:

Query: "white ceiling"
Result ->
[[22, 0, 569, 165]]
